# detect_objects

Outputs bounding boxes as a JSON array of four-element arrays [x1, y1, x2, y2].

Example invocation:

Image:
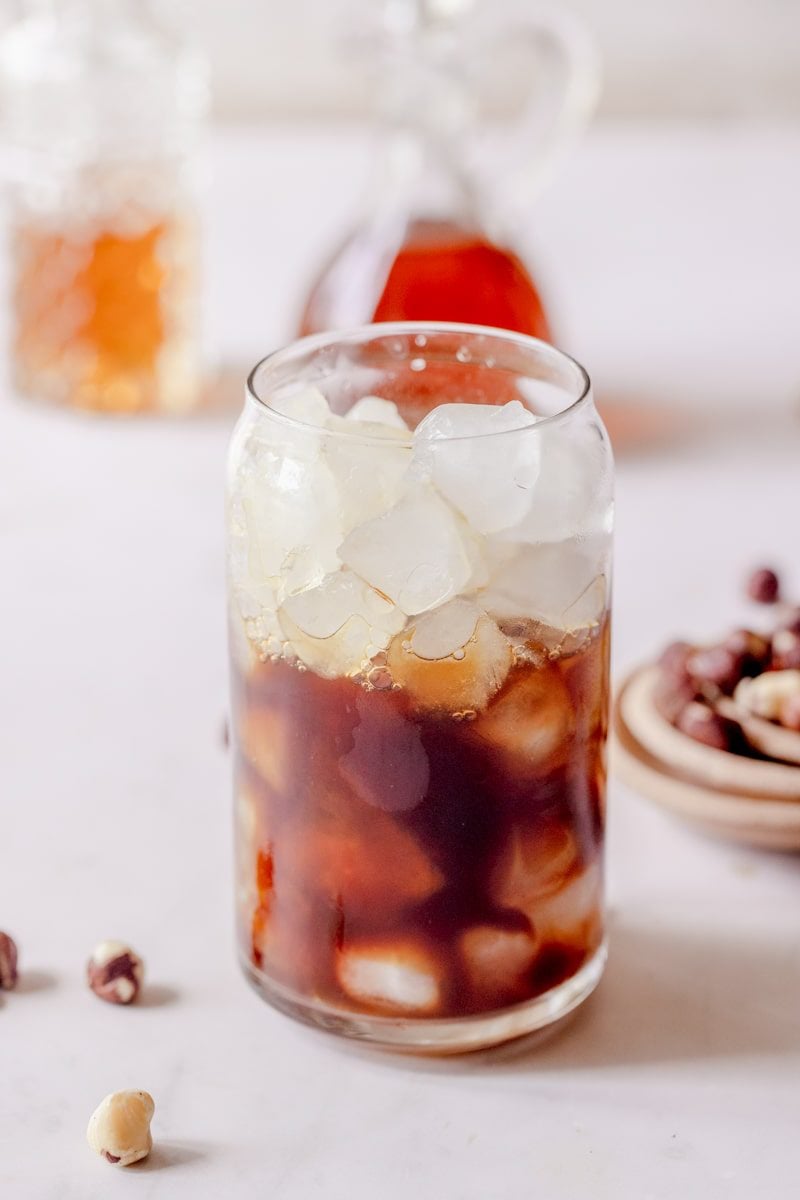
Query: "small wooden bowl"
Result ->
[[612, 666, 800, 850]]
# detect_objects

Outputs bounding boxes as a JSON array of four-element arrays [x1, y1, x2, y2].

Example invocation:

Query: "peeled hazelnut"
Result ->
[[87, 941, 143, 1005], [746, 567, 780, 604], [724, 629, 770, 675], [734, 669, 800, 721], [780, 695, 800, 732], [771, 630, 800, 671], [87, 1090, 154, 1166], [676, 702, 737, 751], [686, 645, 744, 695], [0, 931, 18, 990]]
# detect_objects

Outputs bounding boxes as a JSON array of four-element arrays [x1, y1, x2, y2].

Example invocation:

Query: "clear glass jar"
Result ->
[[227, 323, 613, 1052], [0, 0, 208, 414]]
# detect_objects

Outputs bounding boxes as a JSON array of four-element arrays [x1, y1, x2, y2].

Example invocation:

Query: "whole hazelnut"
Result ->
[[776, 608, 800, 637], [658, 641, 694, 681], [724, 629, 771, 675], [771, 630, 800, 671], [654, 675, 698, 723], [734, 669, 800, 720], [746, 567, 780, 605], [87, 1090, 154, 1166], [676, 702, 737, 751], [0, 931, 18, 990], [87, 941, 143, 1005], [686, 645, 744, 695], [780, 695, 800, 732]]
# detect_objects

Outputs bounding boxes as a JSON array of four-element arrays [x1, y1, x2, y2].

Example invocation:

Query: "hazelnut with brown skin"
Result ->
[[655, 641, 698, 721], [776, 608, 800, 637], [771, 630, 800, 672], [746, 567, 780, 604], [654, 676, 698, 723], [87, 941, 143, 1005], [676, 702, 738, 751], [686, 645, 745, 695], [658, 641, 694, 681], [0, 931, 18, 990], [724, 629, 771, 676]]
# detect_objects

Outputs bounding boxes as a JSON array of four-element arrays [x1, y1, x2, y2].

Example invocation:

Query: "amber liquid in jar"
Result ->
[[234, 618, 608, 1021], [299, 218, 552, 341], [11, 213, 197, 414]]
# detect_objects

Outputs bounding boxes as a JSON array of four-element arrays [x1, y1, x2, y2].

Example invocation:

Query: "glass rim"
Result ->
[[246, 321, 593, 444]]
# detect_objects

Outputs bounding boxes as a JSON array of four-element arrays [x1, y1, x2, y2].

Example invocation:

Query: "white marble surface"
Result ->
[[1, 126, 800, 1198]]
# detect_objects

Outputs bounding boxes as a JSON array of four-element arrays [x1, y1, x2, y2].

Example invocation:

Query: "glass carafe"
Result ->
[[299, 0, 599, 341], [0, 0, 208, 414]]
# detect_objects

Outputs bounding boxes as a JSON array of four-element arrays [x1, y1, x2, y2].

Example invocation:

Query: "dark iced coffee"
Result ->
[[228, 326, 613, 1049]]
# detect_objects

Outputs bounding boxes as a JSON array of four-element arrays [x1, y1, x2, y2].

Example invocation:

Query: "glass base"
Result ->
[[240, 940, 607, 1054]]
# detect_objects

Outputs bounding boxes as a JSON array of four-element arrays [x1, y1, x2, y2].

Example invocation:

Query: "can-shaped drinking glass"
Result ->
[[228, 323, 613, 1052]]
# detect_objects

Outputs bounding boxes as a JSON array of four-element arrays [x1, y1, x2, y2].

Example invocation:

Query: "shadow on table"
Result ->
[[134, 1141, 209, 1171], [484, 918, 800, 1072], [15, 969, 58, 995], [359, 916, 800, 1075], [138, 983, 181, 1008]]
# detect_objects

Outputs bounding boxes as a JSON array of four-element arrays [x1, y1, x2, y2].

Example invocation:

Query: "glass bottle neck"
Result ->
[[366, 7, 480, 228], [369, 131, 477, 229]]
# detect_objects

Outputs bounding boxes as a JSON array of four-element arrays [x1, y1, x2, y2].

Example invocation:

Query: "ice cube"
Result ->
[[230, 403, 343, 616], [491, 824, 580, 915], [387, 608, 512, 712], [408, 597, 482, 660], [412, 401, 540, 534], [271, 384, 332, 426], [228, 537, 286, 661], [294, 802, 443, 909], [474, 670, 575, 771], [250, 864, 319, 993], [324, 414, 412, 533], [339, 484, 477, 615], [236, 787, 259, 846], [243, 458, 342, 592], [460, 925, 539, 999], [533, 862, 603, 950], [336, 941, 441, 1014], [235, 788, 260, 910], [229, 611, 259, 674], [339, 688, 430, 812], [278, 569, 405, 677], [240, 704, 293, 794], [346, 395, 409, 431], [480, 537, 609, 630], [510, 421, 613, 544]]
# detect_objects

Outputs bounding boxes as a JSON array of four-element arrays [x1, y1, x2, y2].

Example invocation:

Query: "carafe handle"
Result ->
[[462, 5, 601, 234]]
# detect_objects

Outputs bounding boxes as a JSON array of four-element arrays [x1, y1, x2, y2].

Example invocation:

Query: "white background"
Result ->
[[180, 0, 800, 120]]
